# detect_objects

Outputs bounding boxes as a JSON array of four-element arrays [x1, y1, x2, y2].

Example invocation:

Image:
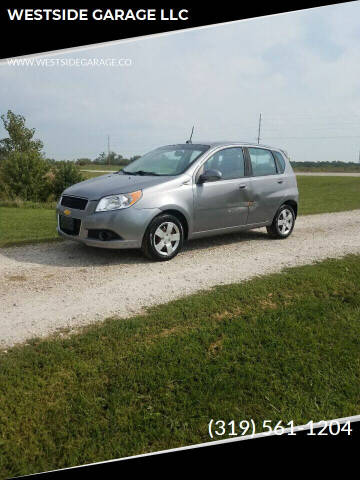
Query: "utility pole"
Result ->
[[257, 113, 262, 144], [107, 135, 110, 165]]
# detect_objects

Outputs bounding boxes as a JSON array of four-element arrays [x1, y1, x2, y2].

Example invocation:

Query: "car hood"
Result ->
[[62, 173, 174, 200]]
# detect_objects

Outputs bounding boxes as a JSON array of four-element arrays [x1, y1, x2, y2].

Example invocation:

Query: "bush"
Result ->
[[0, 151, 51, 201], [113, 158, 131, 166], [76, 158, 92, 166], [52, 161, 83, 197]]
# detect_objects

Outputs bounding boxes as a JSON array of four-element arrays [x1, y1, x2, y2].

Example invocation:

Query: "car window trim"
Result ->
[[272, 150, 285, 175], [245, 146, 280, 177], [194, 146, 250, 183]]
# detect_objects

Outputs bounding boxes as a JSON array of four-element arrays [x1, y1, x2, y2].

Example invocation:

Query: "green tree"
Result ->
[[52, 161, 83, 197], [0, 150, 50, 201], [93, 151, 130, 165], [76, 158, 92, 166], [0, 110, 43, 160], [94, 152, 107, 164], [108, 151, 120, 164]]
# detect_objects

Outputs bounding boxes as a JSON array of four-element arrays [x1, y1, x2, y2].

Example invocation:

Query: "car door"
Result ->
[[245, 147, 287, 224], [193, 147, 252, 232]]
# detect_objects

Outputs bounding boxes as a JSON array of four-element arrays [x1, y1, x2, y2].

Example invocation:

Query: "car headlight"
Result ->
[[95, 190, 142, 212]]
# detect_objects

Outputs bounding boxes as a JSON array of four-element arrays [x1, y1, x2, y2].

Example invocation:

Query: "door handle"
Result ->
[[277, 180, 284, 184], [239, 184, 247, 189]]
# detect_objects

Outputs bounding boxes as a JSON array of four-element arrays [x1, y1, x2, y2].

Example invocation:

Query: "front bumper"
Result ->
[[56, 199, 161, 249]]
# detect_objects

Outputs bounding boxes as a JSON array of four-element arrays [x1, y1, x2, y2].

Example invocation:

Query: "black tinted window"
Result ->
[[248, 148, 277, 176], [204, 147, 245, 180], [273, 151, 286, 173]]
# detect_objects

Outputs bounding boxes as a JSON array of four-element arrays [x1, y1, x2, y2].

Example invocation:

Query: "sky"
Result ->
[[1, 2, 360, 162]]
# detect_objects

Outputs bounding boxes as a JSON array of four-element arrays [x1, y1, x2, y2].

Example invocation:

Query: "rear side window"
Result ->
[[248, 148, 277, 176], [273, 151, 286, 173]]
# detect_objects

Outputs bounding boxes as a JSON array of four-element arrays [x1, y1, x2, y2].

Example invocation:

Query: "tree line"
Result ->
[[75, 153, 140, 167], [0, 110, 140, 203], [1, 110, 359, 204], [291, 160, 360, 172]]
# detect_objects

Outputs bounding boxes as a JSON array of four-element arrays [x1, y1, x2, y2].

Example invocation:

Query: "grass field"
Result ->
[[81, 170, 110, 179], [1, 176, 360, 247], [0, 206, 59, 247], [80, 164, 118, 179], [296, 176, 360, 215], [1, 254, 359, 477], [80, 164, 119, 171]]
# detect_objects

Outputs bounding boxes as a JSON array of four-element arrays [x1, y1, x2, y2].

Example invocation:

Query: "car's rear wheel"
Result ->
[[142, 214, 184, 261], [267, 204, 295, 239]]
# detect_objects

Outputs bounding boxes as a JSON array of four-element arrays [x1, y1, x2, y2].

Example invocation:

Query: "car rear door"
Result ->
[[245, 147, 287, 224], [193, 147, 252, 232]]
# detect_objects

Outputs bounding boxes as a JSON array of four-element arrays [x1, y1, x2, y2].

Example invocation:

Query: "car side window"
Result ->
[[272, 151, 286, 173], [248, 148, 277, 176], [202, 147, 245, 180]]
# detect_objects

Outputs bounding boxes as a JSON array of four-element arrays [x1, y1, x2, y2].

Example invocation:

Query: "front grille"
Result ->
[[61, 195, 88, 210], [59, 215, 81, 236]]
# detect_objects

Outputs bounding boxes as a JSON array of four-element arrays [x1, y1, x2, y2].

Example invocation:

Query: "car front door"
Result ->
[[245, 147, 287, 224], [193, 147, 252, 232]]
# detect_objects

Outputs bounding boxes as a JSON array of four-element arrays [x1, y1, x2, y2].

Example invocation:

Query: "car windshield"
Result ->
[[122, 144, 209, 176]]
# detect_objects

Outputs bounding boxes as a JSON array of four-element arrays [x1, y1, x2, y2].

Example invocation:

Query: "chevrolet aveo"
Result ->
[[57, 142, 299, 261]]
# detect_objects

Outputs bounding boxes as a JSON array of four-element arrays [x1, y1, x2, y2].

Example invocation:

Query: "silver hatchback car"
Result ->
[[57, 142, 299, 261]]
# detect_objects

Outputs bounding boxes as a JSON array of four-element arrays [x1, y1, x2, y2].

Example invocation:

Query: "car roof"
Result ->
[[167, 141, 283, 151], [194, 141, 280, 150], [163, 142, 289, 158]]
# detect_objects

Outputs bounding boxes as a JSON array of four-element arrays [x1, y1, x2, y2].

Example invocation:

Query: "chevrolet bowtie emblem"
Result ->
[[64, 209, 71, 216]]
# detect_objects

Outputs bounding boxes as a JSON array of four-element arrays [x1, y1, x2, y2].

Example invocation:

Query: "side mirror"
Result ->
[[198, 169, 222, 183]]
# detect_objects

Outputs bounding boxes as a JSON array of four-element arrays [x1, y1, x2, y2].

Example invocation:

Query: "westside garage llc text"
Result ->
[[7, 8, 190, 22]]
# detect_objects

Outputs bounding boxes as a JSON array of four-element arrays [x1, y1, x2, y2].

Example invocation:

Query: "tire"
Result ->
[[141, 214, 184, 261], [267, 204, 295, 239]]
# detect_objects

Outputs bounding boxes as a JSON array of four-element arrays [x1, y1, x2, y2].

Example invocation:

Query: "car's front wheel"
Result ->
[[141, 214, 184, 261], [267, 204, 295, 239]]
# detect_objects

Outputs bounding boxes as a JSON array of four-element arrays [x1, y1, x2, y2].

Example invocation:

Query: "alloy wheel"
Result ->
[[277, 208, 294, 235], [154, 221, 181, 256]]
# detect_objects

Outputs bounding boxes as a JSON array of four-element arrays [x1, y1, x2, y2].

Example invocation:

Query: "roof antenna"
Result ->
[[186, 125, 194, 144]]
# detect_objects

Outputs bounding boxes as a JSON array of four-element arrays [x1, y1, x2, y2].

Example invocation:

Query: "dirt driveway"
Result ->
[[1, 209, 360, 348]]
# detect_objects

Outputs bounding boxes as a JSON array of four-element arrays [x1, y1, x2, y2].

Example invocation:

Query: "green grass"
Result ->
[[80, 164, 119, 171], [297, 176, 360, 215], [81, 171, 110, 179], [0, 200, 57, 209], [0, 207, 59, 247], [0, 254, 359, 477], [1, 176, 360, 248], [80, 165, 119, 179]]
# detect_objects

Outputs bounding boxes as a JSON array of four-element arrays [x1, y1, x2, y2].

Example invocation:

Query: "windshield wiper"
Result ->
[[122, 170, 162, 176]]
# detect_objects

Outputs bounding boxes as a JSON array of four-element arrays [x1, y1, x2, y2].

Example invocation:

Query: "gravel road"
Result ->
[[1, 210, 360, 348]]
